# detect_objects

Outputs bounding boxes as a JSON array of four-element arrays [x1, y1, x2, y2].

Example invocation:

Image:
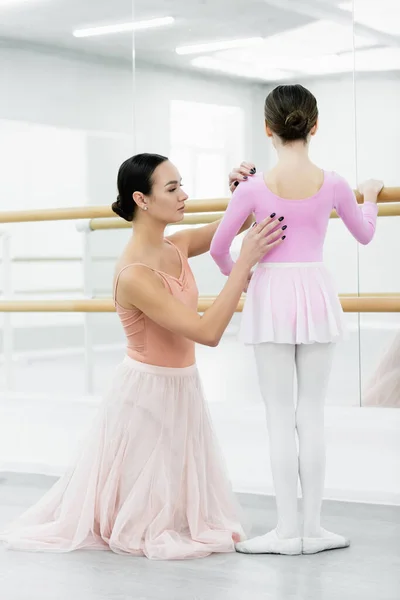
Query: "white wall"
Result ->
[[134, 63, 256, 158]]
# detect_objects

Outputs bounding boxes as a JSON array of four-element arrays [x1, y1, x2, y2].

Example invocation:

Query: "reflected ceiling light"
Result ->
[[191, 56, 292, 81], [294, 47, 400, 75], [206, 21, 372, 72], [340, 0, 400, 36], [354, 47, 400, 71], [176, 37, 263, 56], [0, 0, 36, 5], [73, 16, 175, 38]]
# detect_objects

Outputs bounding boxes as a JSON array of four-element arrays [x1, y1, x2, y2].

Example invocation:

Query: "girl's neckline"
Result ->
[[260, 169, 327, 202]]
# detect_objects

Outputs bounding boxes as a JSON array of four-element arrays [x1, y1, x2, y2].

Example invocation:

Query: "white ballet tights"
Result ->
[[236, 342, 352, 555], [254, 342, 334, 538]]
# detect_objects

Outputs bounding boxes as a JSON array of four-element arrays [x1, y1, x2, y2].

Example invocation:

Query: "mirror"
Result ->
[[351, 0, 400, 408], [0, 0, 136, 481]]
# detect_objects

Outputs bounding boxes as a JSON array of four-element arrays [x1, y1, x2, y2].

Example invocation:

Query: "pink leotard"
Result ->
[[210, 171, 378, 274], [114, 240, 198, 368]]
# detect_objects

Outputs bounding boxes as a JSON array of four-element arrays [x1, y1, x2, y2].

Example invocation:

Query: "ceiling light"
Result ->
[[73, 16, 174, 38], [176, 37, 263, 56], [355, 47, 400, 71], [201, 20, 373, 77], [0, 0, 36, 5], [292, 47, 400, 76], [340, 1, 400, 36], [191, 56, 292, 82]]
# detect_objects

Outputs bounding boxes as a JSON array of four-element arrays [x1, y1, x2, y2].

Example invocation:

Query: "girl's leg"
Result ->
[[236, 343, 301, 555], [295, 343, 350, 553]]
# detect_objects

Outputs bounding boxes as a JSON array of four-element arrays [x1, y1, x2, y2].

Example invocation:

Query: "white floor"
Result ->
[[0, 345, 399, 506]]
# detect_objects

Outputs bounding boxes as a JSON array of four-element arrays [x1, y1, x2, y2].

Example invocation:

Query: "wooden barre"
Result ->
[[0, 188, 399, 224], [0, 296, 399, 313], [89, 203, 400, 230], [0, 256, 116, 263], [6, 291, 398, 298], [90, 213, 224, 230]]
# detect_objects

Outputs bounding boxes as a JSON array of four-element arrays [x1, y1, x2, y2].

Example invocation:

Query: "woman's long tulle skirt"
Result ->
[[0, 357, 245, 560]]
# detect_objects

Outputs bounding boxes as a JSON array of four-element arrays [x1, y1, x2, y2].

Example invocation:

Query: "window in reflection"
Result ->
[[170, 100, 244, 199]]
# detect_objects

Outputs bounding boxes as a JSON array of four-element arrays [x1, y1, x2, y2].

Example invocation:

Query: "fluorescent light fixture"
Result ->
[[73, 16, 174, 38], [340, 1, 400, 36], [291, 47, 400, 76], [0, 0, 36, 5], [176, 37, 263, 56], [192, 20, 374, 78], [214, 20, 372, 68], [355, 47, 400, 71], [191, 56, 292, 82]]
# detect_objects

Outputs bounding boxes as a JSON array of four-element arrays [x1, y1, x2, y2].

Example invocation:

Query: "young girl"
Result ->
[[210, 84, 383, 555], [0, 153, 285, 560]]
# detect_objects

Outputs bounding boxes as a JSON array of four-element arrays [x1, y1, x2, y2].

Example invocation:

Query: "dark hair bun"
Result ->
[[114, 153, 168, 223], [112, 195, 134, 222], [284, 110, 309, 137], [264, 84, 318, 144]]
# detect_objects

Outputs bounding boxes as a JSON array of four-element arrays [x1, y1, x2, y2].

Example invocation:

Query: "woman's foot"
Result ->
[[235, 529, 302, 555], [302, 528, 350, 554]]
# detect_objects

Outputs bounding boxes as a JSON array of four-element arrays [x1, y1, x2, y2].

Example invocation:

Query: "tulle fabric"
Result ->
[[363, 332, 400, 407], [0, 357, 245, 560], [240, 263, 347, 345]]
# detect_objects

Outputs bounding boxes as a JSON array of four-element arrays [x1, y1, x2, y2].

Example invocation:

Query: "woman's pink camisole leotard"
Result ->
[[114, 240, 199, 368]]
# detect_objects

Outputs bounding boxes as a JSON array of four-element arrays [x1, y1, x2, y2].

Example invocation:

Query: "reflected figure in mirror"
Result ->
[[364, 332, 400, 407]]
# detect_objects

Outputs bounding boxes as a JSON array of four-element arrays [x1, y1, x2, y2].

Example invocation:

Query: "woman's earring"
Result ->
[[143, 205, 148, 211]]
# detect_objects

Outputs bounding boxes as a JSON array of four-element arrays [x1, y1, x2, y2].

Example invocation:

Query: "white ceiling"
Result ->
[[0, 0, 399, 80], [0, 0, 309, 61]]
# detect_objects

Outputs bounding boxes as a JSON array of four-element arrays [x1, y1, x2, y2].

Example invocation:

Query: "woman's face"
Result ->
[[142, 160, 188, 224]]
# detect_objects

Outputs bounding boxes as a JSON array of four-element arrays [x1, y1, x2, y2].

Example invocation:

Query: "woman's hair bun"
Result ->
[[111, 194, 134, 222]]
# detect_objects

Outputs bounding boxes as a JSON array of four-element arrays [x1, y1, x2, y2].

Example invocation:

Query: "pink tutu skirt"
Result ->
[[240, 262, 347, 345], [0, 357, 244, 560]]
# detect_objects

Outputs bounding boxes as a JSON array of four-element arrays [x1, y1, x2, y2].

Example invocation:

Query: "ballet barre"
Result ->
[[89, 213, 224, 230], [0, 295, 399, 313], [88, 203, 400, 230], [0, 187, 399, 224]]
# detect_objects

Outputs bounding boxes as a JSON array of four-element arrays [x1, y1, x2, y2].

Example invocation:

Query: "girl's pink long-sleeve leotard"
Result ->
[[210, 171, 378, 345]]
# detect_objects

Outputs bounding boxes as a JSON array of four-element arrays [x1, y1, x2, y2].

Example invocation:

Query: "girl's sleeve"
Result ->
[[210, 183, 255, 275], [333, 175, 378, 245]]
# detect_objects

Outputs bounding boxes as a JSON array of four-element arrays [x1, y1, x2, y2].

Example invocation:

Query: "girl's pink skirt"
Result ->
[[240, 262, 347, 345]]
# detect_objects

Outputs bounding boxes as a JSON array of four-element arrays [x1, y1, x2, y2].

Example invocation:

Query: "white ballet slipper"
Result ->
[[235, 529, 302, 555], [302, 529, 350, 554]]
